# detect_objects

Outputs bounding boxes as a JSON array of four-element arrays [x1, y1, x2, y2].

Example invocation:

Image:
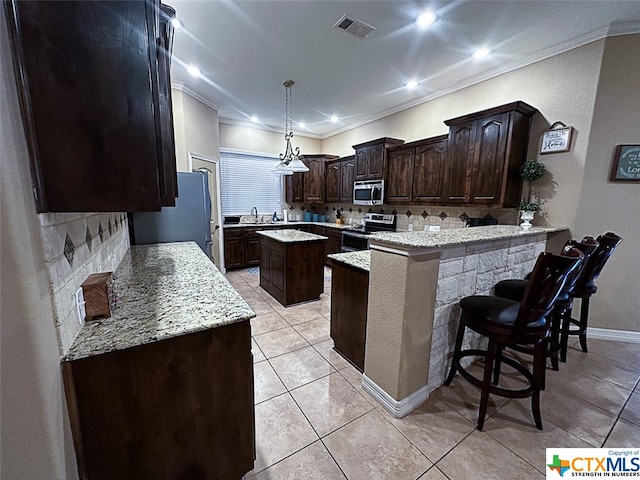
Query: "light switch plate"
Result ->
[[408, 223, 413, 231], [75, 287, 86, 325]]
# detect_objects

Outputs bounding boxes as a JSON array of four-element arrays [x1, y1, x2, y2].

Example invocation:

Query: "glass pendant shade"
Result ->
[[274, 80, 308, 175], [286, 157, 309, 172], [272, 161, 294, 176]]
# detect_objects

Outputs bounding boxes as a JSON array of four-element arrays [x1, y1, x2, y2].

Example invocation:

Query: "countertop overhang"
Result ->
[[256, 229, 328, 242], [327, 250, 371, 272], [63, 242, 255, 361]]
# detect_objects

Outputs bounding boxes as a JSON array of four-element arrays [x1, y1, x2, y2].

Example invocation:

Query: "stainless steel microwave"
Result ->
[[353, 180, 384, 206]]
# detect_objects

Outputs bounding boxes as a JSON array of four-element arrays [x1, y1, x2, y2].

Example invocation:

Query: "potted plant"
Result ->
[[517, 159, 546, 229]]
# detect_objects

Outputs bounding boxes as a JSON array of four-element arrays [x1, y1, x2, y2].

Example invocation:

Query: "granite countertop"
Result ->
[[63, 242, 255, 361], [256, 229, 328, 242], [224, 221, 354, 231], [327, 250, 371, 272], [370, 225, 567, 250]]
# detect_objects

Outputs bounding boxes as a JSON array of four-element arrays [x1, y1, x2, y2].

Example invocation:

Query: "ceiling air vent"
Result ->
[[333, 14, 375, 39]]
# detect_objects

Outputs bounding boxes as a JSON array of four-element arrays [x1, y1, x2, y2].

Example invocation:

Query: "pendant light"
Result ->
[[273, 80, 308, 175]]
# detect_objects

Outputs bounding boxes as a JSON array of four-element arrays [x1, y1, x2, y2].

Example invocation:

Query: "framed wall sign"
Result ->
[[540, 126, 573, 154], [609, 144, 640, 182]]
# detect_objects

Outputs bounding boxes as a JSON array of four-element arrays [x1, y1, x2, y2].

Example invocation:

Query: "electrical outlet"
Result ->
[[408, 223, 414, 231], [424, 225, 429, 231], [75, 287, 86, 325]]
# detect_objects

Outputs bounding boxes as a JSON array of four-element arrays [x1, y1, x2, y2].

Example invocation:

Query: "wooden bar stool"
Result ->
[[444, 249, 583, 431], [493, 237, 599, 375], [560, 232, 623, 361]]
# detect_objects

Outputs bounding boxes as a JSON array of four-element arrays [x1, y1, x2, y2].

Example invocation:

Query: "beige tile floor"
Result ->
[[225, 266, 640, 480]]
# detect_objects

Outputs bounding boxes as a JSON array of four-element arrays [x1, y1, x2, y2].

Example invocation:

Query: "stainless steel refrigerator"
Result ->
[[131, 171, 212, 258]]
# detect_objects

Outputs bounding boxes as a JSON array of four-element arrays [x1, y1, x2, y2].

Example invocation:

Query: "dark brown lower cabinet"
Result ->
[[259, 235, 325, 306], [330, 262, 369, 371], [62, 321, 255, 480]]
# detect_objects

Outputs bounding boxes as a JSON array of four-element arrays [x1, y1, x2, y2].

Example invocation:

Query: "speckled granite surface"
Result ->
[[257, 229, 328, 242], [327, 250, 371, 272], [370, 225, 567, 249], [63, 242, 255, 361], [224, 221, 353, 230]]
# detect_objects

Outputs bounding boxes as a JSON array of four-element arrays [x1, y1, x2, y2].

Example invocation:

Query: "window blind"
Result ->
[[219, 149, 284, 216]]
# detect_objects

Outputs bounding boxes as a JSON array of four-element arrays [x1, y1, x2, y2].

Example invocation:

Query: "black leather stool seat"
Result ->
[[445, 249, 583, 431]]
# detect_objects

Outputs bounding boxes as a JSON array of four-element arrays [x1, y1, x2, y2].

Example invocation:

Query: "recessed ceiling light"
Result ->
[[406, 79, 419, 90], [171, 18, 183, 30], [298, 121, 306, 129], [187, 65, 202, 77], [250, 115, 259, 123], [330, 116, 339, 123], [416, 11, 437, 29], [473, 47, 492, 59]]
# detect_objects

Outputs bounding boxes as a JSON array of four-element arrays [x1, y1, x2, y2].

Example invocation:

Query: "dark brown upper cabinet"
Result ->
[[5, 0, 177, 212], [352, 138, 404, 181], [443, 101, 537, 207], [386, 135, 448, 205], [325, 155, 356, 204], [285, 171, 304, 203], [284, 154, 338, 204]]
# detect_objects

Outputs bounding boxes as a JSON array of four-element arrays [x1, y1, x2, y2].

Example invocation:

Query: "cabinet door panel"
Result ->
[[368, 145, 385, 179], [386, 149, 414, 204], [260, 244, 271, 283], [414, 140, 447, 204], [270, 250, 285, 291], [244, 237, 260, 266], [325, 162, 341, 203], [445, 122, 474, 203], [224, 234, 244, 269], [340, 159, 355, 202], [355, 150, 368, 180], [469, 114, 509, 204], [303, 157, 325, 203], [285, 172, 304, 203]]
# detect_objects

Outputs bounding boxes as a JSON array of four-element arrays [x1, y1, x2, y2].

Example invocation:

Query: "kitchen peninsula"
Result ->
[[345, 225, 568, 419], [62, 242, 255, 480], [258, 229, 327, 306]]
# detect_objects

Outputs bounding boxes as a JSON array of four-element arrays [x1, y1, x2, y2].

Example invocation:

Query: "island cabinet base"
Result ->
[[330, 262, 370, 371], [259, 236, 325, 306], [62, 321, 255, 480]]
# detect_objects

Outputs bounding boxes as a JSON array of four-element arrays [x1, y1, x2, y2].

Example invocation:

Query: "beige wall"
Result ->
[[219, 122, 322, 155], [1, 17, 78, 478], [172, 88, 221, 171]]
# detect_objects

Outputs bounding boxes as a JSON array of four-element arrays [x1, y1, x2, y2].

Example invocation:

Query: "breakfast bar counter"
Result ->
[[62, 242, 256, 480], [361, 225, 569, 418], [258, 229, 327, 306]]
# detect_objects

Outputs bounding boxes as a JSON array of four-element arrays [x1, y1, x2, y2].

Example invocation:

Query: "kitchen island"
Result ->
[[258, 229, 328, 306], [360, 225, 569, 418], [62, 242, 256, 480]]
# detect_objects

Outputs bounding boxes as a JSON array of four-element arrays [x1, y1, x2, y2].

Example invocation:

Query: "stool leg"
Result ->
[[492, 345, 503, 385], [549, 309, 560, 371], [578, 297, 590, 353], [445, 318, 466, 386], [477, 337, 497, 431], [532, 342, 545, 430], [560, 306, 572, 363]]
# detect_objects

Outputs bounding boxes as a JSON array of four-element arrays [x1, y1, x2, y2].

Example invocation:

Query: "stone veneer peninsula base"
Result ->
[[362, 226, 569, 418], [258, 229, 328, 307]]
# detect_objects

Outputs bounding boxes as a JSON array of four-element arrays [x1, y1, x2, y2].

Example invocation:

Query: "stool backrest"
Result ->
[[516, 249, 583, 334], [560, 237, 600, 296], [572, 232, 623, 296]]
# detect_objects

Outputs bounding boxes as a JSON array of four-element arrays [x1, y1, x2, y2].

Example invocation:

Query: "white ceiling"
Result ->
[[168, 0, 640, 138]]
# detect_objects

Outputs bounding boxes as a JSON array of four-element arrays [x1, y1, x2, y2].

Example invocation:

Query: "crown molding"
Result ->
[[171, 81, 221, 111], [218, 118, 323, 140]]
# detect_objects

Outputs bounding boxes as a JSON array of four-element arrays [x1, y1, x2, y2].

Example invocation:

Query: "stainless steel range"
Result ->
[[341, 213, 396, 252]]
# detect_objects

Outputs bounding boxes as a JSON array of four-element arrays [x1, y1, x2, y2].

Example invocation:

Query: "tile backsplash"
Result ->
[[284, 203, 519, 230], [38, 212, 129, 354]]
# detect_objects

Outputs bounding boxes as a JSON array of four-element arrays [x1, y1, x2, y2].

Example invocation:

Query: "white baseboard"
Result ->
[[361, 374, 430, 419], [587, 327, 640, 343]]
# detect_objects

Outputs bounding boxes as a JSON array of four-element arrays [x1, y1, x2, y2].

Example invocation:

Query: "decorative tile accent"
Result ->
[[368, 208, 373, 213], [108, 220, 113, 235], [421, 210, 429, 219], [439, 211, 448, 220], [358, 208, 362, 214], [391, 209, 397, 215], [325, 206, 329, 211], [98, 223, 104, 242], [289, 205, 295, 210], [85, 227, 92, 253], [311, 206, 317, 212], [405, 210, 412, 217], [459, 212, 470, 222], [332, 207, 336, 211], [63, 233, 75, 266], [348, 207, 353, 213], [484, 213, 497, 221], [378, 208, 385, 214], [301, 206, 306, 211]]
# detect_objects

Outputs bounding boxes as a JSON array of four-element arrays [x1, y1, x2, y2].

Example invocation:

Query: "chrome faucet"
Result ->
[[251, 206, 258, 223]]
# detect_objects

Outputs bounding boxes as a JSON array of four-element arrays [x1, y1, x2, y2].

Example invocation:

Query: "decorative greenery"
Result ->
[[520, 160, 547, 182], [517, 201, 542, 212], [518, 159, 547, 213]]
